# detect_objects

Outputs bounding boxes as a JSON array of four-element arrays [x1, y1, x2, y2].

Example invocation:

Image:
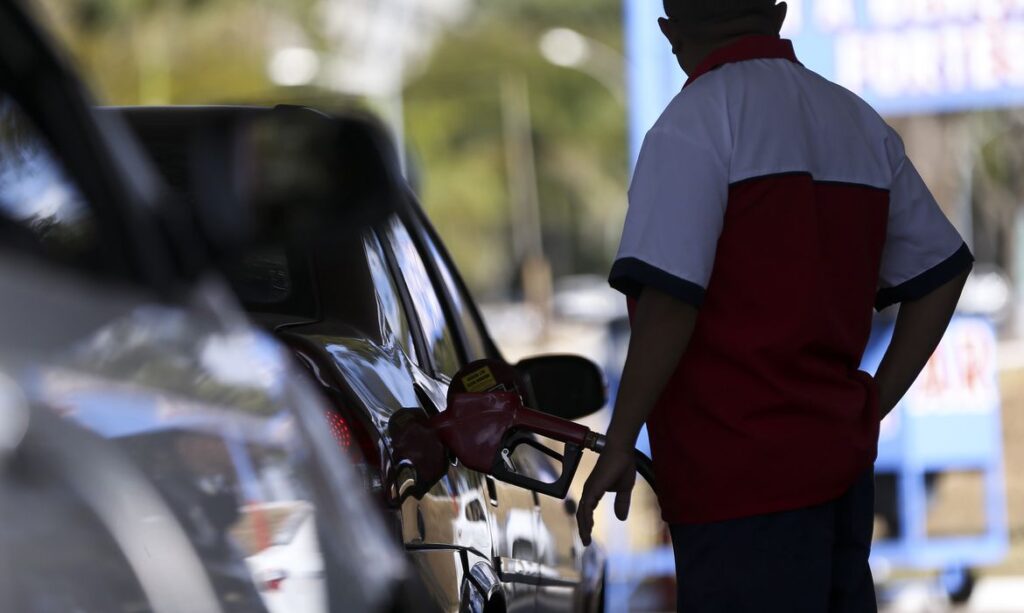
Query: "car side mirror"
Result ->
[[515, 355, 607, 420]]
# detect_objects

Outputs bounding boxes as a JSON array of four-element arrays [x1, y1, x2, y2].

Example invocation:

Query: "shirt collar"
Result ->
[[684, 35, 800, 88]]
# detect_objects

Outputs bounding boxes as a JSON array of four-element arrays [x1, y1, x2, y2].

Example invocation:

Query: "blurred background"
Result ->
[[30, 0, 1024, 610]]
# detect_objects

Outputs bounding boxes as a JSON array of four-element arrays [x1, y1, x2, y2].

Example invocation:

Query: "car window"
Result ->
[[363, 230, 419, 363], [421, 228, 489, 361], [383, 215, 461, 378], [0, 94, 101, 270]]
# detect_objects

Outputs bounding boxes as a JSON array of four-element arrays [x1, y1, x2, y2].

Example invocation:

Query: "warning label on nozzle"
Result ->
[[462, 366, 499, 392]]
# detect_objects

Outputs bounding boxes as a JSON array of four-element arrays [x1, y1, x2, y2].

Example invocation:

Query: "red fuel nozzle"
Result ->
[[429, 391, 592, 472], [388, 359, 654, 504], [428, 390, 590, 499]]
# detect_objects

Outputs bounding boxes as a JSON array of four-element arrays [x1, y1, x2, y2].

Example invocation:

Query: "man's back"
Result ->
[[611, 37, 970, 523]]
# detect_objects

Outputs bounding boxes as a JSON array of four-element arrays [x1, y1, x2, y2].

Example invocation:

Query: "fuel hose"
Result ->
[[586, 432, 657, 490]]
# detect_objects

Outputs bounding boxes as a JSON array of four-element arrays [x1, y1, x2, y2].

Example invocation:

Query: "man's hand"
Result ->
[[576, 447, 637, 546]]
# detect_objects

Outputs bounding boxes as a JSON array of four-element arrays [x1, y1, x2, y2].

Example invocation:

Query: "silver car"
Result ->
[[0, 3, 416, 612]]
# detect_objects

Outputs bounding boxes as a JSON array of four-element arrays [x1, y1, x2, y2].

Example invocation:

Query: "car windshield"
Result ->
[[0, 95, 101, 270], [0, 98, 88, 225]]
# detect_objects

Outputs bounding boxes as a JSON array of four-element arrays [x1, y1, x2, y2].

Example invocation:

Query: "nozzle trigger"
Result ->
[[500, 448, 518, 473]]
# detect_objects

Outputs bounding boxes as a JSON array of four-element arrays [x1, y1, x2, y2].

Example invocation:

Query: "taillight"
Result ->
[[290, 349, 387, 496], [326, 411, 352, 449], [324, 407, 384, 495]]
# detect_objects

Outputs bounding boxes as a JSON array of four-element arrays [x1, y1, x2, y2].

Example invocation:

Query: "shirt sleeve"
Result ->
[[608, 127, 728, 308], [875, 143, 973, 311]]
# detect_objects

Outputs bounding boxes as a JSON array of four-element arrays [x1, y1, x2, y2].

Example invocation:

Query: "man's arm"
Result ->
[[874, 268, 970, 419], [576, 287, 698, 546], [605, 288, 699, 449]]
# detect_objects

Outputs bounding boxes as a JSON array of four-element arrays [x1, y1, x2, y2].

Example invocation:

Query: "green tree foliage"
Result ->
[[38, 0, 304, 105], [405, 0, 628, 297]]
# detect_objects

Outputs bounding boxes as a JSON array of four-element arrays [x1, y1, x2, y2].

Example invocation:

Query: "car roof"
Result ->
[[100, 104, 272, 124], [98, 104, 335, 129], [97, 106, 280, 188]]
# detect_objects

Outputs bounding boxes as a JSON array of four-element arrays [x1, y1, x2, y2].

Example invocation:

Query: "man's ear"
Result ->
[[658, 16, 671, 37], [773, 2, 789, 34], [658, 17, 675, 49]]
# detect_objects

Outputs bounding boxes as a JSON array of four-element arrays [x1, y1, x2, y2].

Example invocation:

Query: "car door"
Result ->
[[411, 208, 586, 611], [380, 212, 543, 611]]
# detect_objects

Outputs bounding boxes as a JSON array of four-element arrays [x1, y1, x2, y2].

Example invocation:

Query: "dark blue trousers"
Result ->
[[670, 470, 877, 612]]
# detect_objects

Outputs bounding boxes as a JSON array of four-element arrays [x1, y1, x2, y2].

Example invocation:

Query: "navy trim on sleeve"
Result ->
[[609, 257, 707, 308], [876, 242, 974, 311]]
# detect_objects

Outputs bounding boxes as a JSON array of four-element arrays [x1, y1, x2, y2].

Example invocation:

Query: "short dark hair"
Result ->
[[664, 0, 778, 22]]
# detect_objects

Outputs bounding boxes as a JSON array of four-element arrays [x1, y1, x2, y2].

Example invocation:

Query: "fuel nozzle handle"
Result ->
[[433, 353, 658, 497]]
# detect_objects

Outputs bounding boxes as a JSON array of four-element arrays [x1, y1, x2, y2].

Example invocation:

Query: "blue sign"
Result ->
[[785, 0, 1024, 115], [859, 316, 1008, 571], [861, 317, 1003, 473], [625, 0, 1024, 161]]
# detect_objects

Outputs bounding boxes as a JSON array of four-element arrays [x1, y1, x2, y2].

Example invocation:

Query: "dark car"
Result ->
[[117, 105, 610, 613], [0, 5, 417, 612]]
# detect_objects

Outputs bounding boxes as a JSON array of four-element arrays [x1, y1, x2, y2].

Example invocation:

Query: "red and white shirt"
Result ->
[[610, 36, 972, 524]]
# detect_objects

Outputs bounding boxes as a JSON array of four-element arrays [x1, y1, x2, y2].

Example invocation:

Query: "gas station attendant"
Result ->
[[575, 1, 975, 610]]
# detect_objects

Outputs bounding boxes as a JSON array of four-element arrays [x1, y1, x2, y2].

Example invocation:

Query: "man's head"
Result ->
[[660, 0, 788, 74]]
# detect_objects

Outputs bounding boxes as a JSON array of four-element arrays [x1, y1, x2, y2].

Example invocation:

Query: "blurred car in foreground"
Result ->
[[116, 104, 610, 613], [0, 3, 417, 611]]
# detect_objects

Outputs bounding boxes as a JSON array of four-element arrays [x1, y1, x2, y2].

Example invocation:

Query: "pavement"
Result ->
[[882, 578, 1024, 612]]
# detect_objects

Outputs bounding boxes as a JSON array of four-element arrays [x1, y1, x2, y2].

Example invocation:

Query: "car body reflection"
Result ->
[[17, 294, 403, 612], [242, 501, 326, 613]]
